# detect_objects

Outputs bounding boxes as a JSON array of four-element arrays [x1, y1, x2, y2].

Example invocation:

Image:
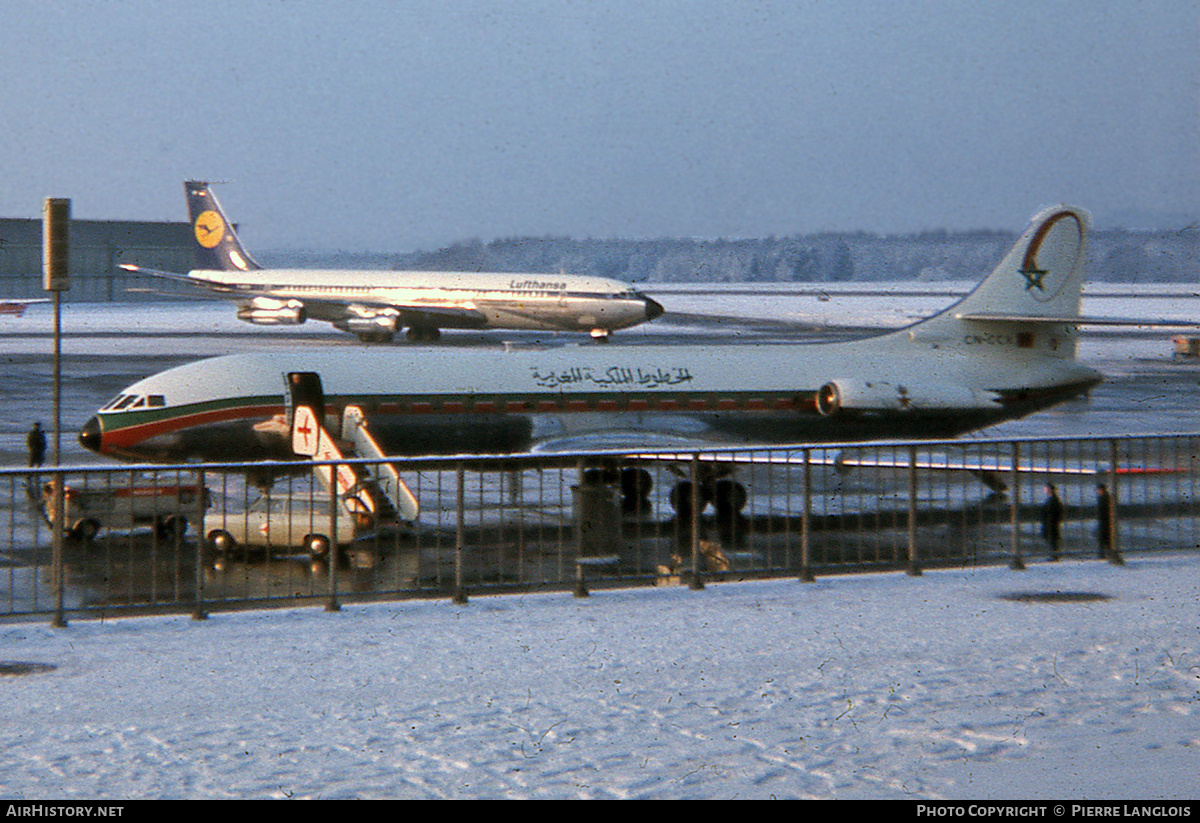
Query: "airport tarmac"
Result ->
[[0, 295, 1197, 616]]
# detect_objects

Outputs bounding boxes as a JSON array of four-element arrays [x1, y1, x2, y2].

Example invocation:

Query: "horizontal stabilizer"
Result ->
[[961, 312, 1200, 327], [119, 263, 188, 282]]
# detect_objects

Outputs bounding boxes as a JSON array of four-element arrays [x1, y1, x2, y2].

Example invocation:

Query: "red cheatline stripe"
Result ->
[[100, 394, 807, 447]]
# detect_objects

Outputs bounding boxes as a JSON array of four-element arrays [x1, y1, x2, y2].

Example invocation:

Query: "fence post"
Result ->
[[191, 468, 208, 620], [325, 460, 341, 612], [1009, 441, 1025, 570], [573, 460, 589, 598], [689, 455, 704, 590], [906, 444, 922, 576], [50, 468, 66, 628], [799, 448, 814, 582], [1108, 439, 1124, 565], [453, 464, 468, 604]]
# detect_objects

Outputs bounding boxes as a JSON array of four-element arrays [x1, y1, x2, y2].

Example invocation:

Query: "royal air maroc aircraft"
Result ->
[[119, 181, 664, 343], [84, 204, 1106, 514]]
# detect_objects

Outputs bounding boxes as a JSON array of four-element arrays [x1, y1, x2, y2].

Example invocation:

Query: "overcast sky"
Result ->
[[1, 0, 1196, 251]]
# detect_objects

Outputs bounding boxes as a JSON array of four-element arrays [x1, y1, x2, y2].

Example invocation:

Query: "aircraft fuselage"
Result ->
[[203, 268, 661, 334], [79, 331, 1102, 465]]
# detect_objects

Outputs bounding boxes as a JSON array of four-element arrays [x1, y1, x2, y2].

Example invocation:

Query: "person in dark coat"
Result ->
[[1096, 483, 1113, 559], [26, 422, 46, 468], [1040, 482, 1063, 560]]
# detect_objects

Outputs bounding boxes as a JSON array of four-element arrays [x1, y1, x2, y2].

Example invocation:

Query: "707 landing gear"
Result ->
[[405, 326, 442, 342], [356, 331, 395, 344]]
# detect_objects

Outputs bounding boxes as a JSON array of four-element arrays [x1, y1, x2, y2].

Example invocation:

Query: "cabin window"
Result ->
[[148, 395, 166, 407]]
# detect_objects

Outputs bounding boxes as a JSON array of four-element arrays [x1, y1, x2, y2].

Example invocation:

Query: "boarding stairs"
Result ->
[[291, 404, 419, 524]]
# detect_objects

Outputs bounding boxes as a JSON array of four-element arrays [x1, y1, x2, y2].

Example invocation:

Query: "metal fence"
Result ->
[[2, 433, 1198, 624]]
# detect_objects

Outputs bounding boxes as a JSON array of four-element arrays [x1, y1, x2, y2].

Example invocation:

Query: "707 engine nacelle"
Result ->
[[236, 297, 307, 326], [333, 314, 400, 336], [815, 378, 999, 416]]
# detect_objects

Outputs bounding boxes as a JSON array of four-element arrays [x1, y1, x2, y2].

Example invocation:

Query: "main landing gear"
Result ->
[[405, 326, 442, 343], [668, 478, 748, 523], [583, 465, 749, 523], [352, 327, 443, 344]]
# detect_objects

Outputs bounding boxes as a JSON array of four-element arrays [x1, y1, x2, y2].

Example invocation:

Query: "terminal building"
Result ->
[[0, 217, 194, 302]]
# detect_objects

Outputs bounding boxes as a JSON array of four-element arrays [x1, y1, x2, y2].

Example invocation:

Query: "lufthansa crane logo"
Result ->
[[194, 210, 226, 249], [1018, 210, 1082, 303]]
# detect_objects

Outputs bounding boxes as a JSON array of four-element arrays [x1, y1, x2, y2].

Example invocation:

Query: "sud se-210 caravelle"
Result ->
[[120, 181, 664, 343], [83, 203, 1105, 517]]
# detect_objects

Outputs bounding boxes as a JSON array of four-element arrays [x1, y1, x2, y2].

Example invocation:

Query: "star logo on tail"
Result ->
[[1020, 264, 1048, 292]]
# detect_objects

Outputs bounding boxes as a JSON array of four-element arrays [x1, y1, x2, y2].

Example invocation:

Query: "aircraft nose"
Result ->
[[79, 416, 102, 453], [642, 294, 665, 321]]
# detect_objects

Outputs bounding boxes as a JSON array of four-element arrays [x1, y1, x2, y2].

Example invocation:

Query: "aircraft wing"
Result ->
[[622, 448, 1184, 492], [120, 264, 490, 327], [119, 264, 241, 293]]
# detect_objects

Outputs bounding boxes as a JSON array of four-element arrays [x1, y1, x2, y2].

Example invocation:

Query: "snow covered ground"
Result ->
[[0, 551, 1197, 799]]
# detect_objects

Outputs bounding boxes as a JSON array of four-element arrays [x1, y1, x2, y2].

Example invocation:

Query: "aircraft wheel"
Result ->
[[70, 519, 100, 542], [583, 465, 619, 487], [305, 534, 331, 558], [357, 332, 394, 344], [207, 529, 237, 554], [620, 467, 653, 512], [712, 479, 748, 521], [405, 326, 441, 343], [669, 481, 711, 520]]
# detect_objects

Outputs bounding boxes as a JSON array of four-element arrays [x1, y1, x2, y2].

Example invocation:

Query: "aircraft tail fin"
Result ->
[[184, 181, 262, 272], [911, 205, 1090, 356]]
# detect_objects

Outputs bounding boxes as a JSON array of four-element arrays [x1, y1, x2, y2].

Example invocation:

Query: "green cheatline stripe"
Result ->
[[101, 390, 816, 431]]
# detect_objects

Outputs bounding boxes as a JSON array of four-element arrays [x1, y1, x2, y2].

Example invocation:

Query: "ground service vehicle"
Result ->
[[43, 479, 205, 540]]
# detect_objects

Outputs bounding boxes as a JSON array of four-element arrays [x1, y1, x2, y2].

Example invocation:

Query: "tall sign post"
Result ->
[[43, 198, 69, 628]]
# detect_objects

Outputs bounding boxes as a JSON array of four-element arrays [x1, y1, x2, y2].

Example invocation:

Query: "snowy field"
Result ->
[[0, 552, 1197, 800]]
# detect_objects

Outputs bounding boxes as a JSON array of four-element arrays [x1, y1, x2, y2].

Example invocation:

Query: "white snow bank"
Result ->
[[0, 553, 1198, 799]]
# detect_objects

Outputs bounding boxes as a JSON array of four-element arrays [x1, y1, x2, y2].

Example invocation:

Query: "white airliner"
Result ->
[[84, 205, 1105, 492], [119, 181, 664, 343]]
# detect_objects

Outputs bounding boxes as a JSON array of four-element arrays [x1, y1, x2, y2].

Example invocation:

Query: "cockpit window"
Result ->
[[102, 393, 164, 412]]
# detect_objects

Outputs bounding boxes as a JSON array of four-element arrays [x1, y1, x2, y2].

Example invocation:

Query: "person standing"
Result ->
[[26, 421, 46, 468], [1040, 482, 1064, 560]]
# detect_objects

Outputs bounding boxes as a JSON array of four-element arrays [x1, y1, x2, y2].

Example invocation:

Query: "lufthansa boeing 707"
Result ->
[[120, 181, 664, 343]]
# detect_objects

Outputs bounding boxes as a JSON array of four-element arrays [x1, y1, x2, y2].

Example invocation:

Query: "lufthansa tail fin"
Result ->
[[909, 205, 1090, 357], [184, 181, 261, 272]]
